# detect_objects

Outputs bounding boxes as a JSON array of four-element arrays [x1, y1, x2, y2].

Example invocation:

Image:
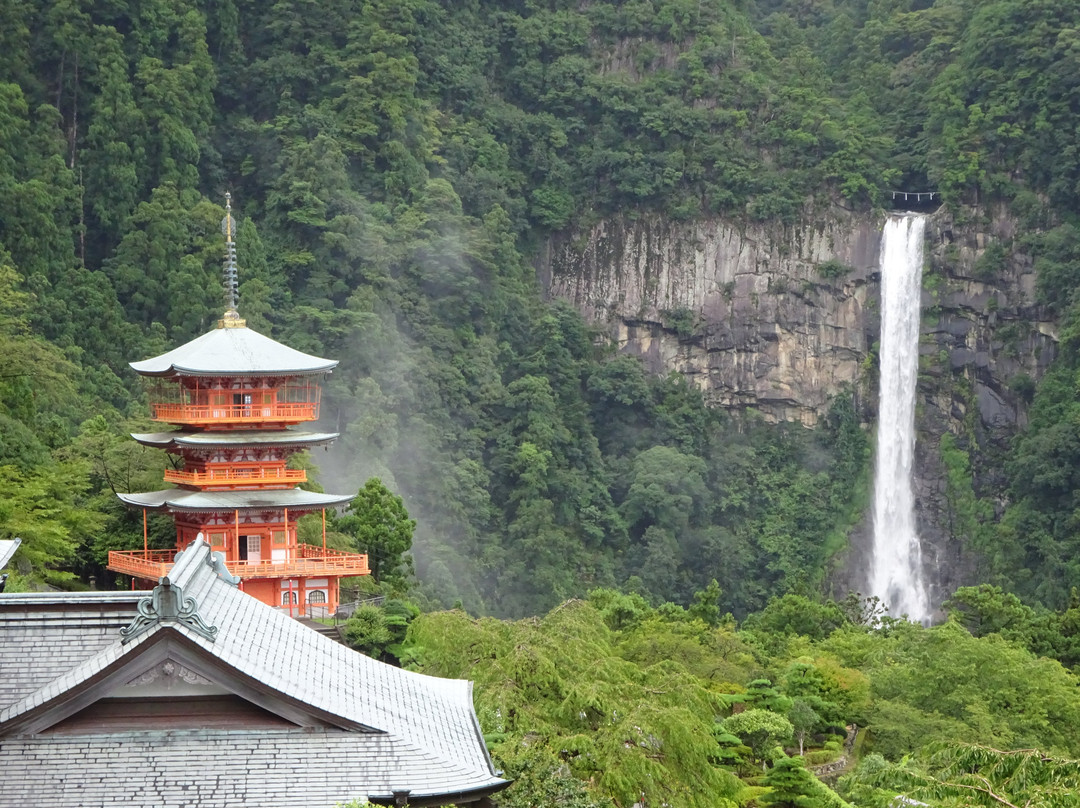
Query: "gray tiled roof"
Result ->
[[0, 540, 508, 807], [131, 429, 340, 449], [0, 730, 496, 807], [0, 593, 143, 711], [129, 325, 337, 377], [117, 488, 354, 512]]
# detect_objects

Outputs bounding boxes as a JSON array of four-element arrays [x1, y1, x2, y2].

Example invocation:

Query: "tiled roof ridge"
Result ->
[[166, 537, 208, 587], [0, 591, 144, 606], [174, 541, 499, 777]]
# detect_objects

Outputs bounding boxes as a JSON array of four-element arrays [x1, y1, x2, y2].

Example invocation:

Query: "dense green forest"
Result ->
[[389, 586, 1080, 807], [0, 0, 891, 616], [7, 0, 1080, 803]]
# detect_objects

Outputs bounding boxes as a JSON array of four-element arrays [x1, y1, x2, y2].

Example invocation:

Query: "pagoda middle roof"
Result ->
[[131, 429, 339, 449], [130, 325, 337, 378], [117, 488, 354, 514]]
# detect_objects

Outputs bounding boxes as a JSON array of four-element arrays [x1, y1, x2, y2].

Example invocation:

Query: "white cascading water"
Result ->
[[871, 214, 931, 623]]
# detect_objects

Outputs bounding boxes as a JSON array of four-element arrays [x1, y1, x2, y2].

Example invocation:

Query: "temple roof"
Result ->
[[129, 325, 338, 378], [0, 539, 508, 806], [117, 488, 354, 513], [0, 538, 21, 571], [131, 429, 339, 450]]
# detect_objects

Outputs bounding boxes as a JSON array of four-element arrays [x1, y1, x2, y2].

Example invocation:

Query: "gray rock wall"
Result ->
[[542, 208, 882, 426], [911, 207, 1057, 608]]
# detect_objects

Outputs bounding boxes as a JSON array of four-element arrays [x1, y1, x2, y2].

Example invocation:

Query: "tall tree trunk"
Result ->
[[69, 52, 78, 169]]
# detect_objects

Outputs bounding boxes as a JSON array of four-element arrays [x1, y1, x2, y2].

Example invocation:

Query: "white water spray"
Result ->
[[871, 214, 931, 623]]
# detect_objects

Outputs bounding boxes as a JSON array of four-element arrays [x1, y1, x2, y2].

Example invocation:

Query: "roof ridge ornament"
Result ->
[[220, 191, 246, 329], [207, 549, 241, 587], [120, 576, 219, 644]]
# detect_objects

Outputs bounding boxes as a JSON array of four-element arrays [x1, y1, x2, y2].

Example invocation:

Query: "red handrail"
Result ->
[[108, 545, 370, 581], [149, 402, 319, 424], [163, 466, 307, 487]]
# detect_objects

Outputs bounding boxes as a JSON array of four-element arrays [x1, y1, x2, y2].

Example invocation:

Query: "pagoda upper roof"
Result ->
[[0, 538, 508, 806], [118, 488, 354, 514], [131, 428, 340, 450], [130, 324, 337, 378]]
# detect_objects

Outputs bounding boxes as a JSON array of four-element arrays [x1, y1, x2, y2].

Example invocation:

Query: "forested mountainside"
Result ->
[[10, 0, 1080, 806], [4, 0, 1080, 622]]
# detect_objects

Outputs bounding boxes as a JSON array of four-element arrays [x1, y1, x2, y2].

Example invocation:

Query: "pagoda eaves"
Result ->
[[132, 429, 340, 450], [117, 488, 354, 513], [130, 324, 337, 377]]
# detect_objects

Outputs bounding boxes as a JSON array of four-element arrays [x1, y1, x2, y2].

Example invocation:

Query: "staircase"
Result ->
[[296, 617, 347, 645]]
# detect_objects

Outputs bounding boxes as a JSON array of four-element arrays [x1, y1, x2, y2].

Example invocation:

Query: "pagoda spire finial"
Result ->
[[220, 192, 246, 328]]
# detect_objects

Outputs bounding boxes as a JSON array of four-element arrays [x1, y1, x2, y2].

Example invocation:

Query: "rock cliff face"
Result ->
[[914, 207, 1057, 607], [541, 208, 883, 426], [540, 204, 1057, 608]]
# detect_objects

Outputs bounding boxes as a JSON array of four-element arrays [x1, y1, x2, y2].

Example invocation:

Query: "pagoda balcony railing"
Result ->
[[150, 402, 319, 425], [164, 465, 307, 487], [107, 549, 177, 580], [108, 544, 370, 582]]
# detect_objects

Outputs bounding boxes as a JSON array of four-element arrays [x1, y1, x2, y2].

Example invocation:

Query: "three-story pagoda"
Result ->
[[108, 194, 369, 616]]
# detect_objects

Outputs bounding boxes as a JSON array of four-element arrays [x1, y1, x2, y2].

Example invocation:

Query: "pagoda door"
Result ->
[[238, 535, 262, 562], [233, 392, 253, 418]]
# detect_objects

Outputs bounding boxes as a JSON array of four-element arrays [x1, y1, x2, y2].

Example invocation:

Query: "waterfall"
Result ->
[[871, 214, 931, 623]]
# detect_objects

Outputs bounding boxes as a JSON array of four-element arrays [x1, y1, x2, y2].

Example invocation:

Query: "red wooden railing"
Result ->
[[149, 402, 318, 425], [163, 465, 307, 487], [108, 545, 369, 581]]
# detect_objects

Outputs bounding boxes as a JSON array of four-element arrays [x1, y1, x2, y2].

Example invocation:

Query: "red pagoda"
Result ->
[[108, 194, 369, 616]]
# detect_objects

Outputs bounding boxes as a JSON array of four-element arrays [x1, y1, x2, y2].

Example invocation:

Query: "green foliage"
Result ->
[[843, 744, 1080, 808], [342, 605, 392, 657], [689, 579, 723, 627], [7, 11, 1080, 806], [823, 621, 1080, 759], [722, 709, 794, 768], [942, 585, 1080, 670], [788, 698, 821, 756], [342, 598, 420, 664], [407, 600, 744, 808], [336, 478, 416, 586], [492, 748, 608, 808], [407, 577, 1080, 806], [804, 749, 840, 766], [938, 433, 993, 553], [745, 594, 848, 642], [763, 756, 853, 808], [0, 0, 885, 621], [0, 461, 106, 587], [817, 259, 852, 280]]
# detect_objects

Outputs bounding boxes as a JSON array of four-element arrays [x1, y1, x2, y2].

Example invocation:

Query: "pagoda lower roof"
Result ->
[[131, 429, 339, 449], [117, 488, 353, 513]]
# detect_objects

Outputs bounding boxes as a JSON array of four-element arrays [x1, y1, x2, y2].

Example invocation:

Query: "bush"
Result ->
[[805, 749, 840, 765], [818, 259, 852, 280]]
